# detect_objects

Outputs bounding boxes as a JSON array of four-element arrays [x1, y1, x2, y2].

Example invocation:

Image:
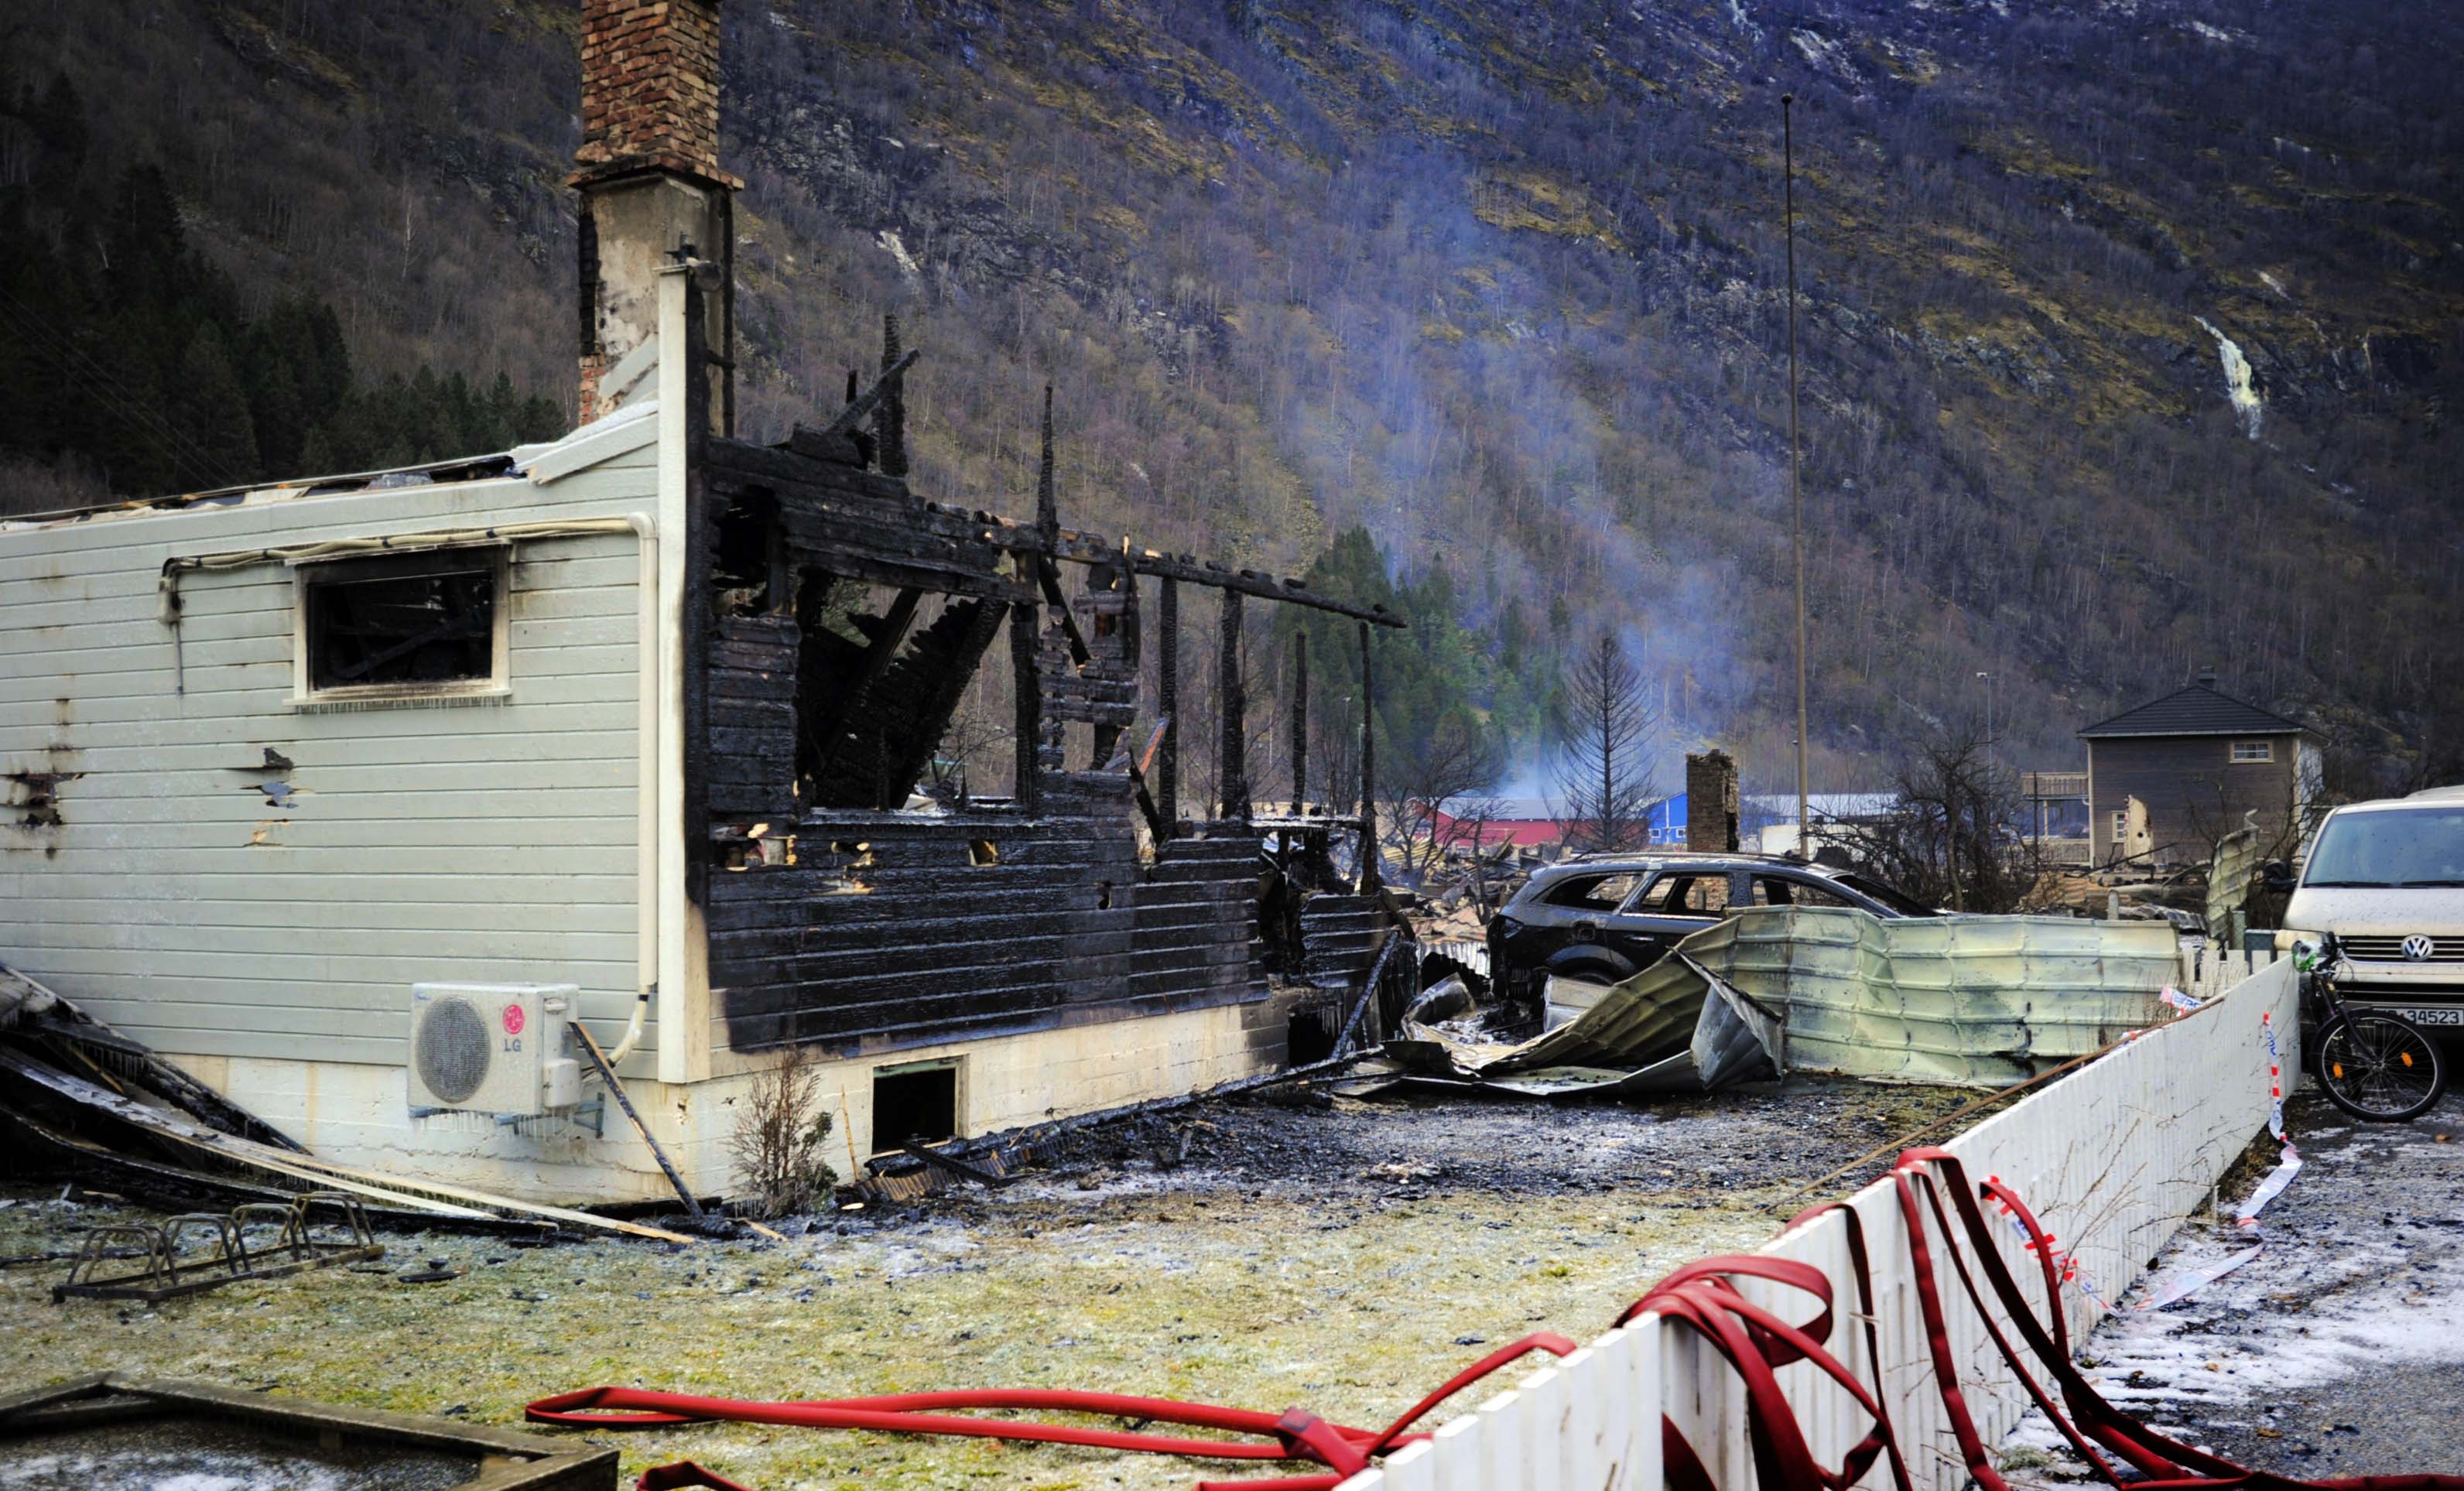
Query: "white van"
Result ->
[[2274, 789, 2464, 1027]]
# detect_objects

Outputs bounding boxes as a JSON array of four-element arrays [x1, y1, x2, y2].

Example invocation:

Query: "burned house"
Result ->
[[0, 0, 1400, 1203]]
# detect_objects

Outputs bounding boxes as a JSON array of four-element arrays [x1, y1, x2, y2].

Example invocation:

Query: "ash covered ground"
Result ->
[[2000, 1088, 2464, 1485], [1, 1080, 1961, 1490]]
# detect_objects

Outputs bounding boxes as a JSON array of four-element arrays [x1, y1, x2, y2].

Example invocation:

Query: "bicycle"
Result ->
[[2293, 932, 2448, 1121]]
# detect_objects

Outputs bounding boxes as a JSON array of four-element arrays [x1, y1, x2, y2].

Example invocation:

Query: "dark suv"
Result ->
[[1487, 853, 1938, 1009]]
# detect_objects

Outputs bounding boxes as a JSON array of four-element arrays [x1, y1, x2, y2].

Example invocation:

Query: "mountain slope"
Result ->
[[9, 0, 2461, 787]]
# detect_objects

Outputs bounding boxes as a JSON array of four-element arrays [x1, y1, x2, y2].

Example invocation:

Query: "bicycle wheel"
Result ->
[[2315, 1011, 2446, 1122]]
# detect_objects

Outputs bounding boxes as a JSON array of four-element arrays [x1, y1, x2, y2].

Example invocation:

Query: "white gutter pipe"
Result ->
[[609, 510, 659, 1066]]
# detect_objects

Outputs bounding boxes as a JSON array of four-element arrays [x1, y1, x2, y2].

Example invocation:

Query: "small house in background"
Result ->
[[2079, 674, 2320, 867], [1424, 799, 1565, 855]]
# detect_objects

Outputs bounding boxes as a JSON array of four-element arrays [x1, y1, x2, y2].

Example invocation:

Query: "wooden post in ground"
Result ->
[[1157, 579, 1179, 829], [1217, 590, 1247, 825], [1357, 619, 1378, 893]]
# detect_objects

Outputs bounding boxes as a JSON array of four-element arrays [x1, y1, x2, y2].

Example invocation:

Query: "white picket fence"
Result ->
[[1337, 954, 2297, 1491]]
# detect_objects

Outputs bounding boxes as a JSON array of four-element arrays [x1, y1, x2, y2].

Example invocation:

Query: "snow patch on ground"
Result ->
[[1790, 29, 1853, 78], [2001, 1098, 2464, 1478]]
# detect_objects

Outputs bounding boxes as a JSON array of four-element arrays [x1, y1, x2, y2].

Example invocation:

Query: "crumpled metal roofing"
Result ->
[[1395, 907, 2183, 1094]]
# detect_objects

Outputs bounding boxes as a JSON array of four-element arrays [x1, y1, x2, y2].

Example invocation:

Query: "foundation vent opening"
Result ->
[[871, 1062, 958, 1153]]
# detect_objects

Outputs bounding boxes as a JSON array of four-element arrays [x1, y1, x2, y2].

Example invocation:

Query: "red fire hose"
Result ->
[[528, 1332, 1580, 1491], [529, 1149, 2464, 1490]]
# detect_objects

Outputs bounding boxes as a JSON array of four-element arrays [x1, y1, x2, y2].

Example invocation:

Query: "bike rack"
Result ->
[[53, 1192, 383, 1304]]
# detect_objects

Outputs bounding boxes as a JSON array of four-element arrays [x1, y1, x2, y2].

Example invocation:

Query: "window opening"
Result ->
[[1543, 871, 1642, 911], [712, 487, 780, 614], [1638, 873, 1724, 915], [1754, 874, 1856, 909], [301, 550, 502, 696], [2230, 740, 2274, 764]]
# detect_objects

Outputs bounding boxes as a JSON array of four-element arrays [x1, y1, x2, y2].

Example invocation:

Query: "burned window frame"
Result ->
[[290, 545, 512, 706]]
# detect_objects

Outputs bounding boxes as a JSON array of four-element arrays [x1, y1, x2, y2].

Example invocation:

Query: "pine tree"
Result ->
[[172, 322, 258, 487], [1552, 632, 1658, 853]]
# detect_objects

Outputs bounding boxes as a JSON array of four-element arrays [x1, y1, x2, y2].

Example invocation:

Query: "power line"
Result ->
[[0, 288, 238, 490], [0, 286, 241, 492]]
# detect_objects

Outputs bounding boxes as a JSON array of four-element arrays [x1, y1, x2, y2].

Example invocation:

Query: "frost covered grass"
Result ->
[[0, 1085, 1960, 1489]]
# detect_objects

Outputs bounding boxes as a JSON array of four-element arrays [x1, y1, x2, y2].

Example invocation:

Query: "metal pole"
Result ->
[[1978, 670, 1993, 771], [1784, 93, 1810, 848]]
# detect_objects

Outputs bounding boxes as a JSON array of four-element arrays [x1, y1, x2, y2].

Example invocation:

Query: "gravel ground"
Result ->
[[0, 1078, 1964, 1490], [2001, 1086, 2464, 1484]]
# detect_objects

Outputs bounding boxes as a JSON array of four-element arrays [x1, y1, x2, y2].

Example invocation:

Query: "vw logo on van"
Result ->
[[2404, 934, 2438, 962]]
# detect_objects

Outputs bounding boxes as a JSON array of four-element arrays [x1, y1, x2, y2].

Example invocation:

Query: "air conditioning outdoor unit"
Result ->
[[407, 983, 583, 1117]]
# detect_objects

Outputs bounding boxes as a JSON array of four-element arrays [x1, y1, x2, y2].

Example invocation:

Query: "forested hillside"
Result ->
[[2, 0, 2458, 790]]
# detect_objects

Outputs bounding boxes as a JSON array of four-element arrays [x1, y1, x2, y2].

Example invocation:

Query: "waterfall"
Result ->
[[2194, 316, 2263, 439]]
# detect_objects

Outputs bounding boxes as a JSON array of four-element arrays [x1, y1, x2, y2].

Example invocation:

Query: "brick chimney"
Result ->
[[572, 0, 738, 428], [1685, 749, 1740, 853]]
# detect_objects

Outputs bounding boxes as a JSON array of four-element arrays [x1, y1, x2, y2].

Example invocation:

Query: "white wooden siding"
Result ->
[[0, 456, 657, 1072]]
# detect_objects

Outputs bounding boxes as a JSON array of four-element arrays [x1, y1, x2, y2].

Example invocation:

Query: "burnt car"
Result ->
[[1486, 853, 1939, 1011]]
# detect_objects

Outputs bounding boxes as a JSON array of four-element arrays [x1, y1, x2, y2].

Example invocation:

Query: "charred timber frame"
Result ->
[[682, 320, 1401, 1062]]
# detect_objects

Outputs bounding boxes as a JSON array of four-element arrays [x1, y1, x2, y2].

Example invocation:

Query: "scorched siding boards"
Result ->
[[0, 460, 655, 1071], [711, 828, 1266, 1055]]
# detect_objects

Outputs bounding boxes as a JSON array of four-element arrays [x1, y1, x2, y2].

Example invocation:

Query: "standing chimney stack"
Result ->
[[1685, 749, 1740, 853], [572, 0, 737, 428]]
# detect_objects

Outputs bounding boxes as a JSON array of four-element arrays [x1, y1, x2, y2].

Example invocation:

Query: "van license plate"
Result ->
[[2394, 1007, 2464, 1028]]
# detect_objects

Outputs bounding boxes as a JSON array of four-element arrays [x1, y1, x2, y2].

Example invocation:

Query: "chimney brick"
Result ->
[[573, 0, 738, 188], [570, 0, 735, 429], [1685, 750, 1740, 853]]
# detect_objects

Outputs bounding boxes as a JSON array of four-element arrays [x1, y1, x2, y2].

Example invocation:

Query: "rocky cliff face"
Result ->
[[24, 0, 2464, 780]]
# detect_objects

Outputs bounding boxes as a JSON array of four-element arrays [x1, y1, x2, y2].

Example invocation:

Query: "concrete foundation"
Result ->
[[169, 1000, 1280, 1205]]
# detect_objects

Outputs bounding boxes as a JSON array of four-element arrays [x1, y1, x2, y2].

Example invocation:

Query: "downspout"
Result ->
[[609, 510, 660, 1066], [653, 258, 707, 1089]]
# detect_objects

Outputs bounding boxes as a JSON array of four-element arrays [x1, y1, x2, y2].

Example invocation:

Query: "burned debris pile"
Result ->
[[0, 965, 690, 1246]]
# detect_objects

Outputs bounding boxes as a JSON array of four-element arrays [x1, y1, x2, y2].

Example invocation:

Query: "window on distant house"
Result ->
[[296, 549, 508, 702], [2230, 740, 2274, 764], [2112, 811, 2130, 841]]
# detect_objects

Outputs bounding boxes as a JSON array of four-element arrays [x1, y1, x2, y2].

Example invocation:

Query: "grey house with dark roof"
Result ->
[[2080, 675, 2319, 867]]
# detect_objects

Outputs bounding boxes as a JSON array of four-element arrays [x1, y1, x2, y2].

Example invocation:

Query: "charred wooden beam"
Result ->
[[963, 518, 1405, 629], [1157, 578, 1179, 832], [844, 586, 922, 707], [1083, 539, 1404, 629], [863, 599, 1005, 809], [1010, 601, 1040, 816], [1035, 385, 1058, 551], [802, 348, 920, 443], [1357, 619, 1379, 894], [1290, 629, 1308, 811], [1217, 589, 1247, 825], [875, 313, 909, 479]]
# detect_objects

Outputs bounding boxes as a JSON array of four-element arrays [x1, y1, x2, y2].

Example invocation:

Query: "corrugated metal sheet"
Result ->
[[1402, 908, 2182, 1092], [1700, 907, 2181, 1084]]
